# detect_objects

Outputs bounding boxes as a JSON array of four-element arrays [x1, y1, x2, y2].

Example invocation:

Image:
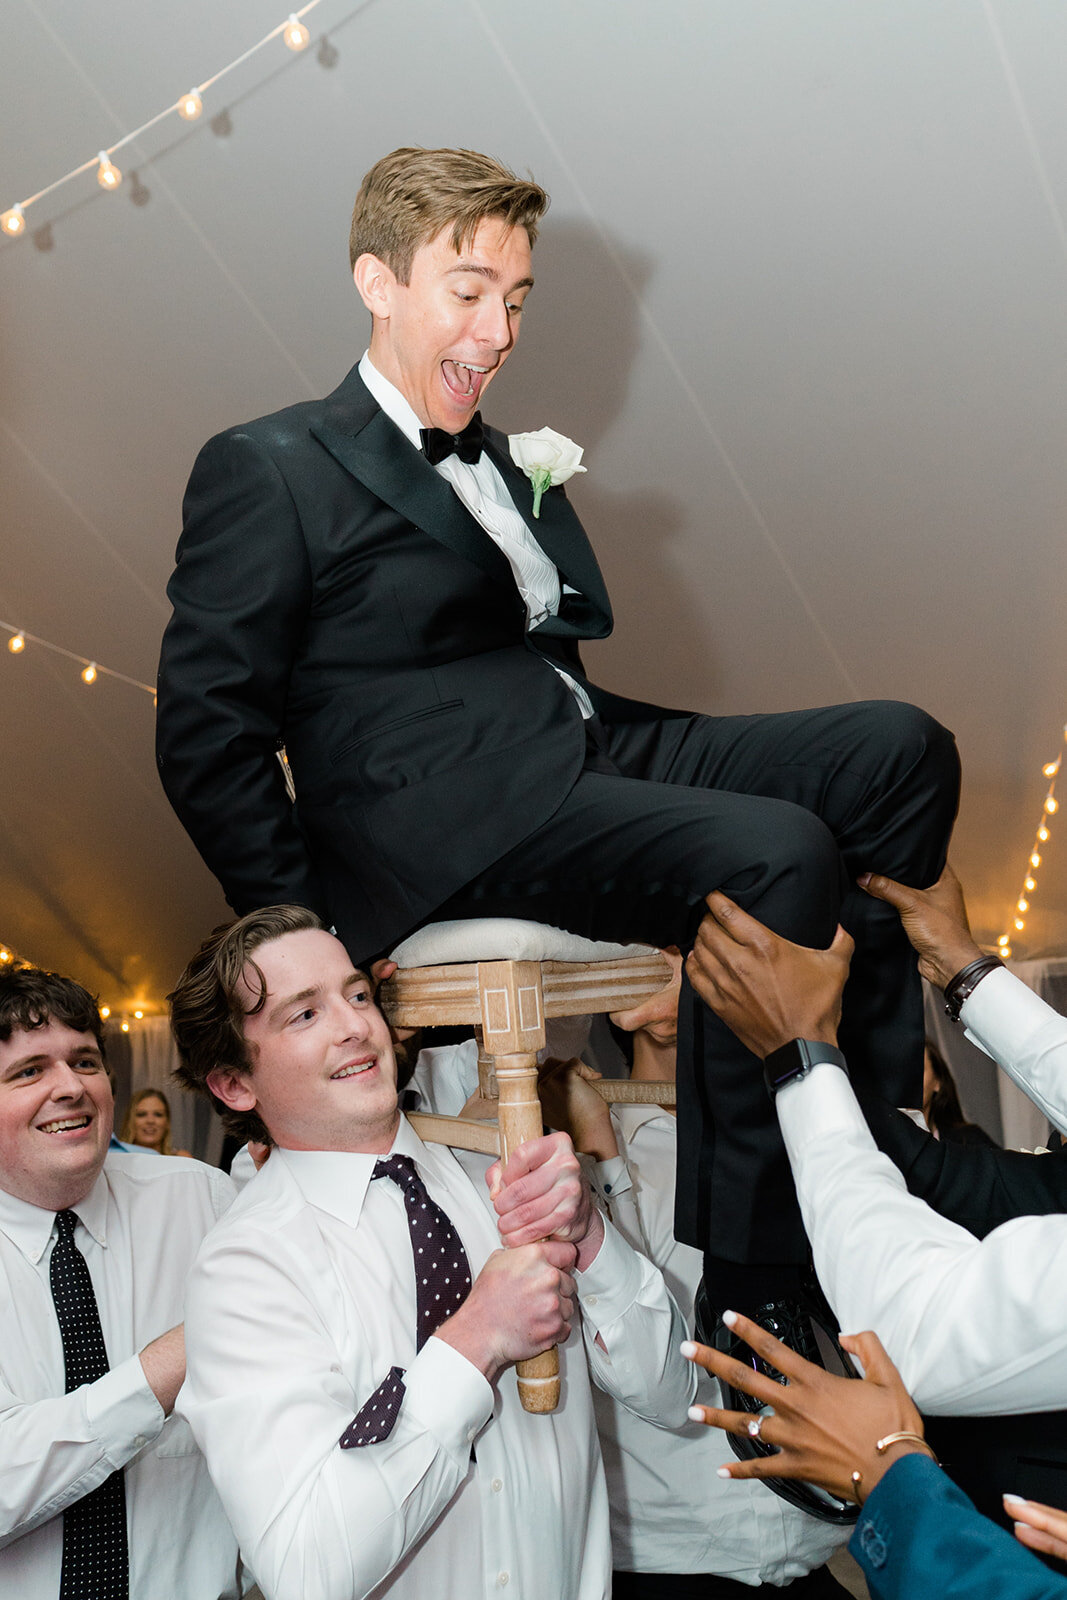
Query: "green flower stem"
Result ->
[[530, 466, 552, 519]]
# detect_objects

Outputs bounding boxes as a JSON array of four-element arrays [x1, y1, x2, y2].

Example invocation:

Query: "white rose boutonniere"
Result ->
[[508, 427, 586, 518]]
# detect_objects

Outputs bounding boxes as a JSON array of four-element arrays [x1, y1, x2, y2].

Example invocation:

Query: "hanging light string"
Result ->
[[0, 943, 156, 1022], [997, 723, 1067, 960], [1, 4, 321, 236], [2, 621, 155, 696]]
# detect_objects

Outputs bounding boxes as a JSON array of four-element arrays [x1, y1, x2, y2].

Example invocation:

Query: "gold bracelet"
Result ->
[[875, 1430, 939, 1465]]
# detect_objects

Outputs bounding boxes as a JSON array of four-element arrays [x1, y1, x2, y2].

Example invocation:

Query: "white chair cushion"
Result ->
[[390, 917, 658, 968]]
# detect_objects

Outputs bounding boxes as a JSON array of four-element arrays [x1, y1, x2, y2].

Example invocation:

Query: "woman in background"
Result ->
[[924, 1041, 997, 1146], [120, 1087, 191, 1157]]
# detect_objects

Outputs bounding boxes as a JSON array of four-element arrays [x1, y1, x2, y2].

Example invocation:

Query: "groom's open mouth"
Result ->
[[441, 360, 492, 404]]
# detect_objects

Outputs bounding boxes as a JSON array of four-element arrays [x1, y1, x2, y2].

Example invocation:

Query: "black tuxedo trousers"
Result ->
[[443, 698, 960, 1275]]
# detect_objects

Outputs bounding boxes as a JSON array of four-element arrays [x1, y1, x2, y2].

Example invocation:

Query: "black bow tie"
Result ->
[[420, 413, 485, 466]]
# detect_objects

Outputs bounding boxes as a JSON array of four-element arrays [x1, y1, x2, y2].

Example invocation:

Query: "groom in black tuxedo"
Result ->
[[157, 146, 959, 1334]]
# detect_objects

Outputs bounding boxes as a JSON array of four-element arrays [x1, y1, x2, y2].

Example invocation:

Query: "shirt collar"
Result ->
[[0, 1162, 110, 1264], [271, 1115, 437, 1230], [358, 351, 426, 451]]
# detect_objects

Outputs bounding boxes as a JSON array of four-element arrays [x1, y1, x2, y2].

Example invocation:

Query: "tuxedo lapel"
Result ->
[[310, 370, 515, 591], [483, 428, 613, 637]]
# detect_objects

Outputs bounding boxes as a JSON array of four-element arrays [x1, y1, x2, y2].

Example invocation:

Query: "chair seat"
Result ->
[[390, 917, 657, 968]]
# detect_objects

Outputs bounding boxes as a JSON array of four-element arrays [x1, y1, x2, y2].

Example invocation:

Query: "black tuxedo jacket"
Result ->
[[157, 365, 675, 959]]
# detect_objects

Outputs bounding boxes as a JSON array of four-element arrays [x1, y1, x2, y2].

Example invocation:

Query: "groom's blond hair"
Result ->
[[349, 146, 548, 280]]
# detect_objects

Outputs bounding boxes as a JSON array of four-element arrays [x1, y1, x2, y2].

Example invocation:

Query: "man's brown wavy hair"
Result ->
[[169, 905, 324, 1147], [349, 146, 549, 280]]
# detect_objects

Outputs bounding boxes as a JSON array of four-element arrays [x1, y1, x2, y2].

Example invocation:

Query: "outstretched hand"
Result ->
[[686, 893, 853, 1059], [858, 863, 982, 989], [1005, 1494, 1067, 1565], [684, 1312, 927, 1504]]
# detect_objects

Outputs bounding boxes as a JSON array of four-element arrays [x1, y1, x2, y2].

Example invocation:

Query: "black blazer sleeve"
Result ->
[[861, 1094, 1067, 1239], [156, 428, 326, 916]]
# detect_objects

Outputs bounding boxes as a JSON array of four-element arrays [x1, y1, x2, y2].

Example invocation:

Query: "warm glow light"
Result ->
[[1039, 825, 1050, 841], [1001, 944, 1012, 959], [8, 633, 25, 654], [120, 1020, 130, 1033], [997, 934, 1010, 947], [1017, 898, 1029, 913], [1025, 876, 1037, 892], [1046, 796, 1059, 814], [1, 204, 26, 237], [283, 13, 310, 49], [97, 152, 121, 190], [1014, 917, 1026, 931], [134, 1009, 144, 1020], [178, 89, 203, 120], [0, 951, 9, 964], [99, 1005, 111, 1019], [81, 662, 97, 685], [1031, 852, 1042, 868], [1044, 761, 1061, 778]]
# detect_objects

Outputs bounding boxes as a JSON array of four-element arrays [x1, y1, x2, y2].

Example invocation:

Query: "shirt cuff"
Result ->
[[408, 1335, 494, 1457], [84, 1354, 166, 1469], [574, 1214, 648, 1326], [591, 1155, 631, 1203], [962, 965, 1054, 1059], [776, 1059, 869, 1154]]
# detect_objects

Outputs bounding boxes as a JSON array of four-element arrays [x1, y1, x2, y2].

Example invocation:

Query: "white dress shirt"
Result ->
[[358, 353, 594, 717], [595, 1104, 845, 1583], [180, 1115, 693, 1600], [411, 1043, 843, 1584], [962, 965, 1067, 1135], [0, 1151, 241, 1599], [778, 1058, 1067, 1416]]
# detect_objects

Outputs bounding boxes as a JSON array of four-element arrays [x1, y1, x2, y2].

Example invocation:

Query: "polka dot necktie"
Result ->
[[50, 1209, 130, 1600], [339, 1154, 473, 1448]]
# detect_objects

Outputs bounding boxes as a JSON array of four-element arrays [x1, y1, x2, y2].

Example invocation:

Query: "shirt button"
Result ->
[[585, 1295, 598, 1307], [133, 1436, 147, 1448], [491, 1478, 503, 1493], [496, 1573, 509, 1588]]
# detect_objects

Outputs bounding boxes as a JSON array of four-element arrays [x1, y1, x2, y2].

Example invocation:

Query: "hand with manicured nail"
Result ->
[[681, 1310, 927, 1505]]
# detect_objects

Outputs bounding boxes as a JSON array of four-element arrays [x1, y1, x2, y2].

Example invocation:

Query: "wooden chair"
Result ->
[[379, 918, 676, 1414]]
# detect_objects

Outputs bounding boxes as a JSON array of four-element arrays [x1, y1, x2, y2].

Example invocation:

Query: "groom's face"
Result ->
[[363, 216, 534, 432]]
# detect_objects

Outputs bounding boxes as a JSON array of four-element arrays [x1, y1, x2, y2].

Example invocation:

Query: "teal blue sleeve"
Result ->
[[851, 1454, 1067, 1600]]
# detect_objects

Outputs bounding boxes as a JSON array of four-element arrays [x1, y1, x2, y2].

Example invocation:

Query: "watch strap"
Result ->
[[764, 1038, 848, 1098]]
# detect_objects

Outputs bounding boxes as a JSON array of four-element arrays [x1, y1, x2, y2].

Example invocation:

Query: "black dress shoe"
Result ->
[[694, 1280, 860, 1525]]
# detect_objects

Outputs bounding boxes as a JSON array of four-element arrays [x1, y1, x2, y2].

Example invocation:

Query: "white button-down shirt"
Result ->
[[963, 965, 1067, 1135], [180, 1116, 693, 1600], [410, 1042, 844, 1583], [778, 1031, 1067, 1417], [358, 353, 594, 717], [597, 1103, 846, 1581], [0, 1151, 241, 1599]]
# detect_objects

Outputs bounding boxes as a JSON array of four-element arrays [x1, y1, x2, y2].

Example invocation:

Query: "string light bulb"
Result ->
[[1000, 724, 1067, 955], [178, 89, 203, 121], [0, 950, 10, 964], [283, 13, 310, 49], [134, 1009, 144, 1020], [121, 1021, 130, 1033], [81, 662, 97, 685], [8, 632, 25, 654], [99, 1005, 111, 1019], [1, 204, 26, 237], [96, 153, 121, 190]]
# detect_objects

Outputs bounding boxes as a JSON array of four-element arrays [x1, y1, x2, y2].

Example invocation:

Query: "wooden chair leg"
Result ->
[[477, 960, 560, 1413]]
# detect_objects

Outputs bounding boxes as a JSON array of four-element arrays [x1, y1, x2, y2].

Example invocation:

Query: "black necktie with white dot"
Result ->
[[50, 1209, 130, 1600], [339, 1154, 473, 1448]]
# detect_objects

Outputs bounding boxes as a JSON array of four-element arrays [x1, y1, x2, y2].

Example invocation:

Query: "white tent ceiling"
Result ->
[[2, 0, 1066, 1009]]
